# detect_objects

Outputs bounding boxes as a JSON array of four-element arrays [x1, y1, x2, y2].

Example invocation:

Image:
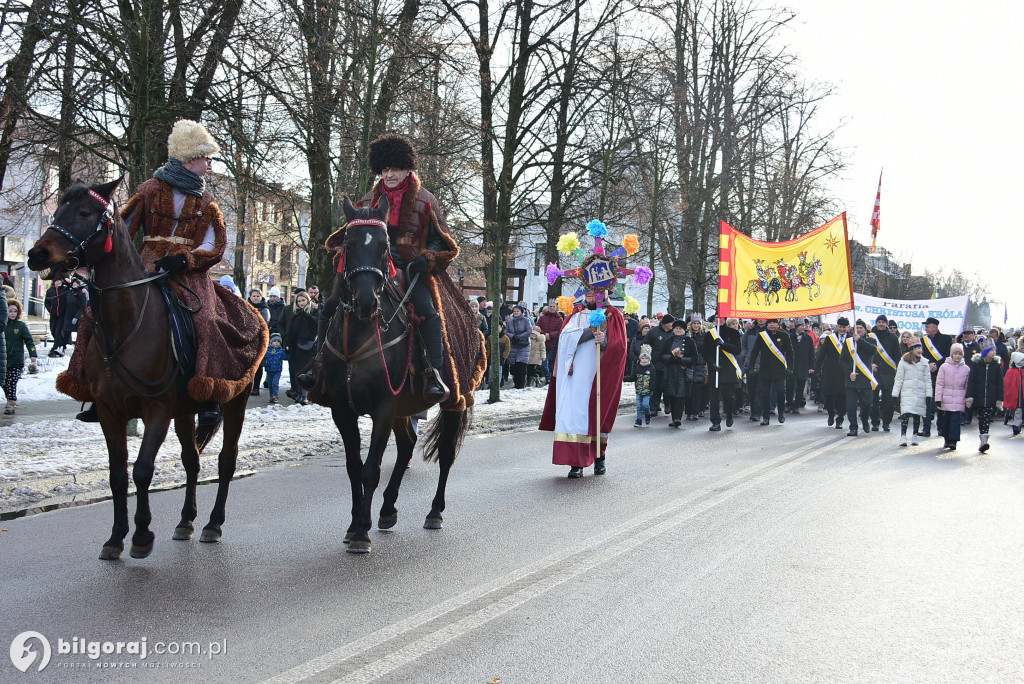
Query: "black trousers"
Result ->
[[870, 374, 896, 428], [846, 386, 873, 429], [747, 371, 760, 417], [687, 382, 706, 415], [511, 361, 527, 389], [758, 377, 786, 421], [709, 383, 736, 426], [787, 376, 807, 408], [667, 394, 687, 423], [651, 369, 668, 413], [824, 391, 847, 423]]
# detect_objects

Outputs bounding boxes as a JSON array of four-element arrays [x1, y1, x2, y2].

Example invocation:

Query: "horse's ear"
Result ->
[[343, 196, 356, 222], [376, 193, 389, 221], [92, 175, 124, 200]]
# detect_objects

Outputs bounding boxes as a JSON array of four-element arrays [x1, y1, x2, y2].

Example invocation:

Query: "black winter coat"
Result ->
[[869, 328, 900, 377], [815, 333, 850, 395], [790, 331, 816, 380], [841, 335, 878, 389], [644, 325, 675, 371], [702, 326, 743, 386], [747, 328, 793, 380], [661, 335, 697, 397], [966, 359, 1004, 408]]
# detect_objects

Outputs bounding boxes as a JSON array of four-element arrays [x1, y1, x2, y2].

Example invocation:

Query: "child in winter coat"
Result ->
[[262, 333, 288, 404], [634, 347, 654, 426], [967, 338, 1005, 452], [892, 336, 932, 446], [527, 325, 547, 387], [934, 342, 971, 450], [1004, 351, 1024, 436], [4, 299, 38, 415]]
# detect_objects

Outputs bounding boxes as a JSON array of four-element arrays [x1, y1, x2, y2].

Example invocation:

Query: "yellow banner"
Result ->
[[718, 214, 854, 318]]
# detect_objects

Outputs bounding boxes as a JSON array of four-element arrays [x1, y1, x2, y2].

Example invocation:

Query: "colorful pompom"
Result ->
[[588, 309, 607, 327], [546, 263, 562, 286], [586, 219, 608, 238], [623, 234, 639, 255], [557, 232, 580, 254], [557, 296, 576, 316], [624, 295, 640, 314], [633, 266, 653, 286]]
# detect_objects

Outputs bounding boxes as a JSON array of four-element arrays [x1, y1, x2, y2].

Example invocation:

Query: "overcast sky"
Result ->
[[782, 0, 1022, 326]]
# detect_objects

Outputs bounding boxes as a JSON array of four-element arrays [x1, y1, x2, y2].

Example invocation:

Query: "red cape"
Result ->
[[539, 305, 627, 466]]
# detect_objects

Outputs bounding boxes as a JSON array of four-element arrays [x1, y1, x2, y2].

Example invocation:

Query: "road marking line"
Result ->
[[262, 435, 841, 684]]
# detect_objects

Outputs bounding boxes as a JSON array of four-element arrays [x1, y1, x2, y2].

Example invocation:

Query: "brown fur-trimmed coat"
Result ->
[[58, 179, 268, 404]]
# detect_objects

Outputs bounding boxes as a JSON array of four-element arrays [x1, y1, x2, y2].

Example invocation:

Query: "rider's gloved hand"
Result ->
[[154, 254, 188, 274], [408, 256, 429, 276]]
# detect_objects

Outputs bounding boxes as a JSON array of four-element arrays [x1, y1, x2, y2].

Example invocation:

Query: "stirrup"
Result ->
[[424, 367, 450, 404]]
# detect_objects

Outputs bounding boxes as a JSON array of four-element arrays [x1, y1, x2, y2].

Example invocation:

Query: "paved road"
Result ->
[[2, 410, 1023, 683]]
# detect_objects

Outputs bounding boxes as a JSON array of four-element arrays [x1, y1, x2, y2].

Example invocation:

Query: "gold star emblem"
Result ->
[[824, 233, 839, 254]]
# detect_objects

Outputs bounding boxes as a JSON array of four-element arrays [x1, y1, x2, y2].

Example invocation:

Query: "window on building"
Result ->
[[269, 243, 277, 263], [258, 242, 265, 261]]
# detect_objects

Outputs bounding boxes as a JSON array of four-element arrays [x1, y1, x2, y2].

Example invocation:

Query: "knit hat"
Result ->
[[980, 337, 997, 358], [1012, 351, 1024, 367], [368, 134, 417, 175], [672, 319, 687, 329], [270, 332, 283, 344], [268, 286, 281, 297], [640, 344, 652, 359], [660, 314, 675, 325], [855, 319, 868, 329], [166, 119, 219, 161], [950, 343, 964, 356], [875, 314, 888, 323]]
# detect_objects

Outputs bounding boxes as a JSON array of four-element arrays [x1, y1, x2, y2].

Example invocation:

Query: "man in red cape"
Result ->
[[540, 291, 627, 478]]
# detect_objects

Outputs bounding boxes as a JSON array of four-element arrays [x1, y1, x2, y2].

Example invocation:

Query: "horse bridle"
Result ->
[[47, 189, 114, 270]]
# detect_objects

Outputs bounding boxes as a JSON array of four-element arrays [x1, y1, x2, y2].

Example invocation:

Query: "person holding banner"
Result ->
[[704, 317, 743, 431], [746, 319, 793, 426], [842, 320, 879, 437], [815, 317, 851, 430], [869, 315, 900, 432], [921, 316, 953, 438]]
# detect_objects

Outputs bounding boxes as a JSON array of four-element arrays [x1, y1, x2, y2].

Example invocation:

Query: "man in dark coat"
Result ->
[[704, 318, 744, 430], [842, 319, 879, 436], [741, 319, 765, 420], [868, 314, 900, 431], [685, 314, 708, 421], [662, 319, 698, 427], [537, 300, 563, 382], [44, 278, 70, 356], [643, 314, 675, 417], [786, 321, 815, 413], [921, 316, 953, 436], [746, 318, 792, 426], [815, 316, 851, 429]]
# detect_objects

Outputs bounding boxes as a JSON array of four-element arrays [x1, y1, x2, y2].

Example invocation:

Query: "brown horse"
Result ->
[[26, 178, 250, 560]]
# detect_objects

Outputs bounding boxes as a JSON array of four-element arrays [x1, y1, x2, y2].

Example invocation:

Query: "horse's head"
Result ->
[[27, 177, 123, 279], [340, 194, 390, 321]]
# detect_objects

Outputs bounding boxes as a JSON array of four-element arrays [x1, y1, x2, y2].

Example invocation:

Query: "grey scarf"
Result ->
[[153, 158, 205, 197]]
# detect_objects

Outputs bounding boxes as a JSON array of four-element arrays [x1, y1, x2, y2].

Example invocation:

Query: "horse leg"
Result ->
[[172, 416, 200, 540], [425, 411, 463, 529], [99, 416, 131, 560], [331, 404, 363, 544], [348, 412, 394, 554], [379, 417, 416, 530], [130, 414, 172, 558], [202, 394, 247, 543]]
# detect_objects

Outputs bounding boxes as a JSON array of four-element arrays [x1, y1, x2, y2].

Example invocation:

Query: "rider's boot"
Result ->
[[76, 403, 99, 423], [297, 306, 333, 392], [419, 315, 450, 403]]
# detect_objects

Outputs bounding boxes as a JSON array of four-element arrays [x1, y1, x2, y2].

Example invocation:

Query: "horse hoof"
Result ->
[[172, 525, 194, 541], [424, 517, 443, 530], [378, 513, 398, 530], [99, 545, 122, 560], [347, 540, 371, 554], [129, 542, 154, 559], [199, 527, 222, 543]]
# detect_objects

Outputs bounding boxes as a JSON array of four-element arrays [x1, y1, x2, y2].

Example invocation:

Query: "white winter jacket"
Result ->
[[892, 354, 932, 416]]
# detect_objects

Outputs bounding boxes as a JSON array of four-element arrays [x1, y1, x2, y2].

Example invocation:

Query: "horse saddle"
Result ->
[[157, 279, 197, 381]]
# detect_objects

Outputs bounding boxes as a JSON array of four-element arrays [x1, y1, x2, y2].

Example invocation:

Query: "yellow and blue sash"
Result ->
[[826, 333, 842, 354], [760, 330, 787, 369], [847, 337, 878, 389], [710, 328, 743, 381], [869, 332, 897, 371], [923, 335, 944, 362]]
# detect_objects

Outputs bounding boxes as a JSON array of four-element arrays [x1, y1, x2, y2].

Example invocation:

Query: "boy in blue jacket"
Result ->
[[263, 333, 288, 404]]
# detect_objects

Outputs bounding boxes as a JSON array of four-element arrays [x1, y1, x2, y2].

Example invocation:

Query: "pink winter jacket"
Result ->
[[935, 358, 971, 412]]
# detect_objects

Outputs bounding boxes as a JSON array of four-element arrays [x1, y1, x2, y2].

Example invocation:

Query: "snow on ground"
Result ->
[[1, 350, 635, 509]]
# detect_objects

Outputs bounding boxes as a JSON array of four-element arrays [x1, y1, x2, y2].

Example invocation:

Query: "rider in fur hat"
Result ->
[[304, 134, 458, 402], [65, 119, 268, 424]]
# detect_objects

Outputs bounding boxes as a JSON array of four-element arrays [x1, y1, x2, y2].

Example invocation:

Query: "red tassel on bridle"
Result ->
[[103, 227, 112, 253]]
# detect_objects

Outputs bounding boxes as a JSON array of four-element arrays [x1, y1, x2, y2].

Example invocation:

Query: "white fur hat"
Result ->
[[166, 119, 220, 161]]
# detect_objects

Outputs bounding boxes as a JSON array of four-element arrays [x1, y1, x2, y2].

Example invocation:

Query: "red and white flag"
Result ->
[[869, 169, 882, 253]]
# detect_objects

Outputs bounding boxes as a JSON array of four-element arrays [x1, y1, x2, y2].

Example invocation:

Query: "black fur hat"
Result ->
[[368, 134, 417, 175]]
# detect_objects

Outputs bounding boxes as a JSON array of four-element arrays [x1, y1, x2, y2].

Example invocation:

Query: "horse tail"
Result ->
[[420, 407, 472, 463]]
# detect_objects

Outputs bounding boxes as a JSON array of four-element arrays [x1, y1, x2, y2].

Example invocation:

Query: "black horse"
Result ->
[[322, 195, 476, 553], [26, 179, 252, 560]]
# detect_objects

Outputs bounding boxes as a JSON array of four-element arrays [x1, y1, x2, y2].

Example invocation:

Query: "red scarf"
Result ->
[[378, 173, 414, 228]]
